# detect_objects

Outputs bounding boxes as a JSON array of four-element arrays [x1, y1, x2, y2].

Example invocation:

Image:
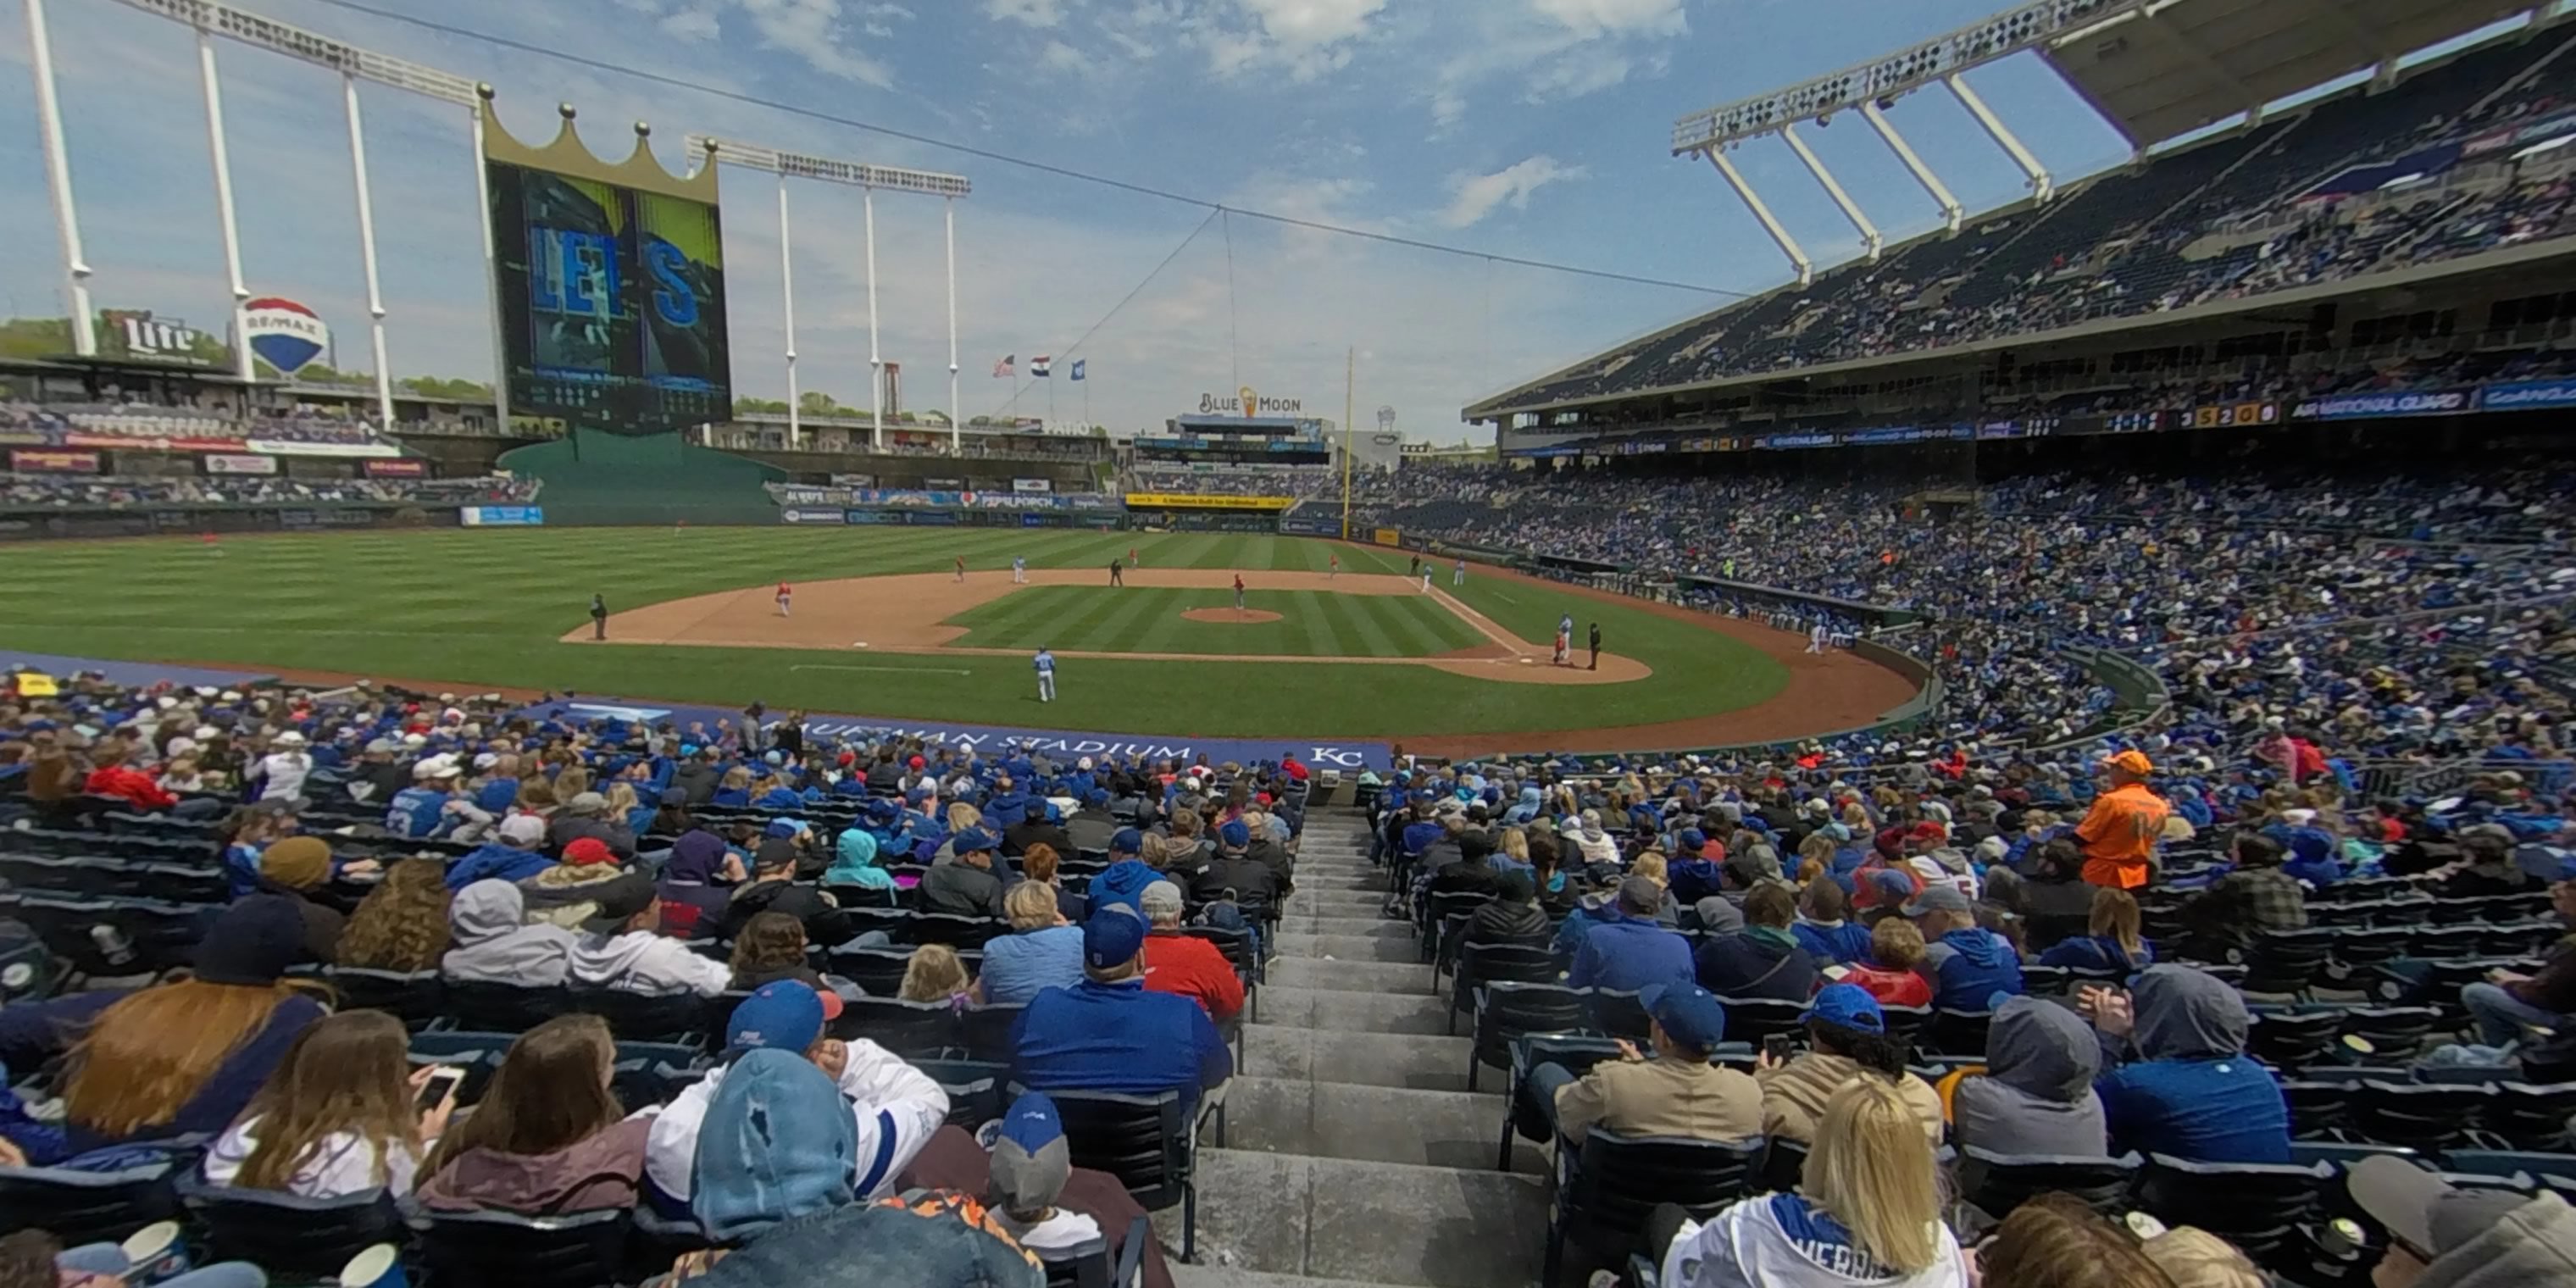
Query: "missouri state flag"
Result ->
[[1070, 359, 1086, 381], [1030, 356, 1052, 378]]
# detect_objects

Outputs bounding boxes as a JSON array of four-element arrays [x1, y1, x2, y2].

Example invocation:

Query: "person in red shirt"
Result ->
[[1280, 752, 1309, 783], [1839, 918, 1934, 1008], [83, 746, 181, 813], [1135, 881, 1244, 1023], [774, 582, 792, 617]]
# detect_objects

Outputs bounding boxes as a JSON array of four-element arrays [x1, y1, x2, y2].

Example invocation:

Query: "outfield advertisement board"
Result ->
[[1124, 492, 1294, 511], [460, 506, 547, 526], [10, 450, 100, 474], [2289, 389, 2474, 420], [2479, 378, 2576, 411], [519, 697, 1394, 769], [780, 508, 846, 524]]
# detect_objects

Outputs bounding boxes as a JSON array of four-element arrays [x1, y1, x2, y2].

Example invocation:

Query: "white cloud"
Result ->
[[660, 7, 723, 41], [1238, 0, 1385, 47], [1038, 39, 1093, 75], [1441, 156, 1585, 228], [1529, 0, 1686, 38], [1189, 0, 1386, 81], [986, 0, 1067, 26], [733, 0, 893, 85], [1426, 0, 1685, 132]]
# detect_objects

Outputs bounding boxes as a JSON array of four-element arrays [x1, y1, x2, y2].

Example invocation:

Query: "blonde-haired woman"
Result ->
[[1658, 1079, 1966, 1287]]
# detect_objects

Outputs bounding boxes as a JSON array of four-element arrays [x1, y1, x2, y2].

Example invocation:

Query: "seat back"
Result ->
[[2246, 1009, 2343, 1071], [1563, 1131, 1765, 1250], [567, 988, 718, 1044], [1586, 989, 1653, 1043], [325, 967, 447, 1030], [414, 1206, 632, 1288], [2243, 930, 2335, 994], [2354, 1080, 2494, 1152], [824, 945, 916, 997], [2283, 1080, 2353, 1137], [180, 1176, 406, 1277], [918, 1058, 1009, 1130], [836, 996, 962, 1059], [2486, 1083, 2576, 1151], [2136, 1154, 2333, 1261], [1711, 997, 1806, 1052], [1960, 1147, 2142, 1220], [444, 980, 568, 1034], [1474, 981, 1593, 1068], [1019, 1085, 1191, 1211], [1924, 1008, 1994, 1058], [911, 913, 1003, 951], [0, 1160, 183, 1246], [960, 1003, 1026, 1063]]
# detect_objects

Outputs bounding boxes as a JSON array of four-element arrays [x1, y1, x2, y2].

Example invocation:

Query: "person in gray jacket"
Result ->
[[441, 880, 575, 987], [1951, 996, 2107, 1158], [2350, 1153, 2576, 1288]]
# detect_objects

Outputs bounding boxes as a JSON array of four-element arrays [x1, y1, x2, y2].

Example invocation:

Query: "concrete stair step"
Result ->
[[1247, 985, 1451, 1035], [1223, 1074, 1541, 1172], [1271, 931, 1418, 963], [1277, 914, 1411, 939], [1162, 1149, 1546, 1288], [1242, 1025, 1477, 1092], [1264, 957, 1435, 994], [1170, 1268, 1426, 1288]]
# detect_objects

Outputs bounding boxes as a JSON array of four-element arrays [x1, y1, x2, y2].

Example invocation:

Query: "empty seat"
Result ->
[[0, 1158, 186, 1247], [412, 1206, 633, 1288], [324, 967, 446, 1030], [2136, 1153, 2334, 1265], [836, 996, 960, 1059], [2353, 1080, 2496, 1152], [1586, 989, 1653, 1044], [180, 1175, 406, 1279], [1448, 941, 1557, 1035], [1959, 1147, 2144, 1220], [2246, 1009, 2343, 1071], [1469, 981, 1594, 1091], [2241, 930, 2336, 997], [1546, 1131, 1766, 1285]]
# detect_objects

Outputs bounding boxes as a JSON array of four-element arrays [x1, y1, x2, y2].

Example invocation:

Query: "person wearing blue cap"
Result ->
[[646, 982, 950, 1209], [1533, 981, 1760, 1145], [1568, 876, 1695, 994], [922, 826, 1008, 918], [1755, 984, 1943, 1146], [1011, 908, 1232, 1124], [1188, 818, 1280, 919], [1064, 790, 1119, 855]]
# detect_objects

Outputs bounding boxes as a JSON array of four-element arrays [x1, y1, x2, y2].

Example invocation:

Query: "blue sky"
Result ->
[[0, 1, 2218, 439]]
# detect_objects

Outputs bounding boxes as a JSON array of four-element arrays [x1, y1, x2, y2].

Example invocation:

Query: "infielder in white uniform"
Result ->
[[1807, 623, 1829, 654], [1012, 556, 1028, 584]]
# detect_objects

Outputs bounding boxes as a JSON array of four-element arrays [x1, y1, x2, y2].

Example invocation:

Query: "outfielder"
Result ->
[[953, 555, 967, 583], [1452, 559, 1466, 586], [1012, 556, 1028, 584], [1327, 553, 1339, 580], [1034, 647, 1057, 702]]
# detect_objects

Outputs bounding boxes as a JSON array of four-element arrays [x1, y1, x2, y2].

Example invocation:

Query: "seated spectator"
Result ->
[[1531, 840, 1581, 918], [2138, 1226, 2267, 1288], [1904, 885, 2024, 1010], [982, 882, 1085, 1005], [1064, 791, 1119, 855], [519, 836, 631, 930], [891, 1091, 1175, 1288], [219, 804, 287, 900], [1191, 819, 1282, 912], [657, 830, 747, 939], [83, 743, 216, 817], [2036, 886, 2154, 974], [1658, 1080, 1968, 1288], [1429, 830, 1504, 898], [415, 1014, 648, 1214], [444, 813, 555, 891], [2080, 965, 2290, 1163], [675, 1047, 1037, 1284], [203, 1009, 453, 1200], [442, 879, 575, 987], [1568, 810, 1619, 867], [717, 834, 849, 947], [1137, 880, 1245, 1022], [1573, 876, 1696, 993], [1463, 870, 1552, 947], [2346, 1154, 2576, 1288], [2438, 827, 2544, 899], [0, 897, 325, 1161], [258, 836, 347, 961], [1538, 981, 1762, 1144], [1756, 985, 1942, 1145], [2462, 878, 2576, 1049], [1790, 879, 1871, 965], [924, 827, 1008, 919], [825, 825, 893, 902], [1012, 844, 1085, 922], [2189, 833, 2307, 947], [1011, 910, 1232, 1122], [1695, 882, 1821, 1002], [900, 943, 976, 1006], [980, 1091, 1103, 1257], [729, 910, 836, 995], [646, 981, 947, 1208], [1839, 918, 1934, 1008], [567, 874, 734, 998], [1977, 1192, 2174, 1288], [386, 757, 487, 840], [334, 857, 452, 973], [549, 790, 637, 860], [1951, 997, 2108, 1157], [2018, 840, 2097, 951], [0, 1228, 264, 1288]]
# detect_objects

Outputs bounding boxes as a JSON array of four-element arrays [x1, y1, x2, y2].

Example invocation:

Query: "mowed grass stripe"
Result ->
[[1335, 591, 1403, 658], [1288, 591, 1336, 655], [944, 586, 1087, 644], [1391, 594, 1483, 652], [1045, 582, 1150, 652], [1097, 588, 1213, 653]]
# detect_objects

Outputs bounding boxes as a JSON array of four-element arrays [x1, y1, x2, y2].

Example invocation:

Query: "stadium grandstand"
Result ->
[[13, 2, 2576, 1287]]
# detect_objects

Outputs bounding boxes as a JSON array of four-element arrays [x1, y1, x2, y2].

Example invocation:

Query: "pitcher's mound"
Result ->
[[1181, 608, 1283, 625]]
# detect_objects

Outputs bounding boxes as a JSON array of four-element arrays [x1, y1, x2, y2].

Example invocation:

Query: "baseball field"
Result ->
[[0, 527, 1918, 754]]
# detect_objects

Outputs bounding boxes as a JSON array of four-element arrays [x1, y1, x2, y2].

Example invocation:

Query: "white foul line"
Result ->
[[791, 663, 976, 676]]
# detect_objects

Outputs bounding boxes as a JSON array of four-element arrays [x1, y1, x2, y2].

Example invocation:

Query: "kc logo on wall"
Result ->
[[242, 297, 330, 375]]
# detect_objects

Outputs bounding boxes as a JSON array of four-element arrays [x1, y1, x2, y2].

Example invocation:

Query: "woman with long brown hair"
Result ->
[[415, 1014, 648, 1214], [0, 897, 328, 1160], [335, 858, 453, 973], [202, 1009, 453, 1198], [2037, 886, 2155, 974]]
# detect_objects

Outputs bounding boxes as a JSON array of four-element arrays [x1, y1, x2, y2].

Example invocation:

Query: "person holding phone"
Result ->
[[202, 1010, 455, 1199], [1535, 981, 1761, 1146]]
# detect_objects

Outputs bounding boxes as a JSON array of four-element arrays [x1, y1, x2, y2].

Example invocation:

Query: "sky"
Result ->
[[0, 0, 2255, 441]]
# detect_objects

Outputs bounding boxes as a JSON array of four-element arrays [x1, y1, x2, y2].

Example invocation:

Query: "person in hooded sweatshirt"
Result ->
[[517, 836, 630, 930], [441, 880, 575, 988], [824, 825, 896, 906], [1903, 885, 2024, 1010], [1790, 879, 1872, 966], [1951, 997, 2108, 1158], [1696, 883, 1821, 1002], [445, 813, 558, 891], [2079, 963, 2290, 1163], [567, 874, 734, 999], [1572, 877, 1696, 994], [715, 836, 851, 947], [646, 981, 949, 1212], [656, 830, 747, 941], [2346, 1153, 2576, 1288]]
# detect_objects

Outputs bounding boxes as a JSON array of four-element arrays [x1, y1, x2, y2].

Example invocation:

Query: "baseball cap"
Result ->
[[1218, 819, 1250, 849], [1901, 884, 1973, 918], [1678, 828, 1707, 852], [727, 980, 827, 1056], [1638, 980, 1727, 1052], [563, 836, 617, 867], [763, 819, 807, 839], [1138, 880, 1185, 919], [2101, 749, 2154, 776], [1801, 983, 1885, 1033], [498, 814, 548, 847], [566, 791, 608, 814], [1616, 874, 1663, 915], [1110, 827, 1143, 855], [1082, 907, 1148, 970], [2348, 1154, 2535, 1261], [952, 826, 999, 855], [579, 874, 660, 935], [193, 895, 312, 985], [988, 1091, 1073, 1217]]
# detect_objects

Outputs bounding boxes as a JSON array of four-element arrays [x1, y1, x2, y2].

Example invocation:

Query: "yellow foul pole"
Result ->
[[1341, 345, 1355, 540]]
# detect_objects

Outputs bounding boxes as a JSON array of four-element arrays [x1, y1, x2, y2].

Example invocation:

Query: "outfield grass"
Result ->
[[0, 528, 1793, 740], [943, 586, 1486, 657]]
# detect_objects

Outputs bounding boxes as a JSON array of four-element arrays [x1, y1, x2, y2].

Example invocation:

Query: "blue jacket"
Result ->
[[2096, 1057, 2291, 1163], [1791, 919, 1873, 965], [1012, 979, 1232, 1111], [444, 842, 553, 891], [2038, 935, 2153, 974], [474, 777, 520, 814], [385, 786, 452, 839], [978, 926, 1085, 1005], [1919, 928, 2025, 1010], [1568, 915, 1695, 994], [1552, 897, 1619, 966]]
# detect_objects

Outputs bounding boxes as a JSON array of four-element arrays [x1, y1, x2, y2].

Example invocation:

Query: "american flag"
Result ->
[[991, 354, 1014, 377]]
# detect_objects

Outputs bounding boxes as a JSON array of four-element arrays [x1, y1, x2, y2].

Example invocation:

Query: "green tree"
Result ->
[[732, 397, 791, 414]]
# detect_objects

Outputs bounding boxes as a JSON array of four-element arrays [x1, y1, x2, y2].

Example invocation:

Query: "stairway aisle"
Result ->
[[1163, 808, 1550, 1288]]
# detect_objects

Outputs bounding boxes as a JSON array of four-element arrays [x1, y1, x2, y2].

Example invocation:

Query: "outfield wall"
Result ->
[[0, 501, 490, 541]]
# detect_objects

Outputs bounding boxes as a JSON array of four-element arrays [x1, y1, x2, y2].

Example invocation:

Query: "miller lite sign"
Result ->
[[242, 297, 330, 375]]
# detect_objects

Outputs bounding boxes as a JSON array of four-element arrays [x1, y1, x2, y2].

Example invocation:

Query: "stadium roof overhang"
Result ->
[[2044, 0, 2535, 147]]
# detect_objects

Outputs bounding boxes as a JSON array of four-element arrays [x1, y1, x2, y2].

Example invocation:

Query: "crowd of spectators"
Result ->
[[3, 401, 390, 447], [1124, 467, 1337, 498], [0, 473, 540, 508]]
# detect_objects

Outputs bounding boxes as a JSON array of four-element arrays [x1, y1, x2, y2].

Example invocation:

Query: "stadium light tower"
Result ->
[[97, 0, 482, 426], [686, 136, 972, 452]]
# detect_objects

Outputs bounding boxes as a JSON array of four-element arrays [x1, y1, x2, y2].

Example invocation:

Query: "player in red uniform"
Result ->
[[775, 582, 792, 616]]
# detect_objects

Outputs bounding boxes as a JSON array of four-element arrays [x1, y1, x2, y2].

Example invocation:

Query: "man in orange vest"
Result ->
[[2076, 749, 2169, 889]]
